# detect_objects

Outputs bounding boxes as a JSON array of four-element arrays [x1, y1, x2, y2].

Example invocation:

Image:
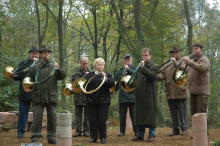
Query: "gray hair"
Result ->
[[80, 56, 88, 62]]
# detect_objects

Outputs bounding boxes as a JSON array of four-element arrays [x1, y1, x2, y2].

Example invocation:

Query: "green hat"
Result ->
[[28, 46, 39, 53], [39, 46, 52, 53]]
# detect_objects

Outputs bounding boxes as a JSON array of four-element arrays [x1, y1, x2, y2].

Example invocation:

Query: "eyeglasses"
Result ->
[[142, 55, 148, 57]]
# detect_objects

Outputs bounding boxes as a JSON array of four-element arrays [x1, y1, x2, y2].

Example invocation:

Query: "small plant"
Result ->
[[213, 140, 220, 146]]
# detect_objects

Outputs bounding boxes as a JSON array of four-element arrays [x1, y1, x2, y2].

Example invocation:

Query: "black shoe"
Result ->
[[131, 136, 144, 141], [100, 138, 106, 144], [17, 133, 24, 139], [83, 131, 90, 137], [118, 132, 125, 137], [146, 136, 155, 142], [48, 137, 56, 144], [169, 129, 180, 136], [31, 135, 40, 143], [89, 138, 97, 143], [73, 132, 81, 137]]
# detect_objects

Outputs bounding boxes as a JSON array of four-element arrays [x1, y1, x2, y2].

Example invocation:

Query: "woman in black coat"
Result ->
[[84, 58, 115, 144]]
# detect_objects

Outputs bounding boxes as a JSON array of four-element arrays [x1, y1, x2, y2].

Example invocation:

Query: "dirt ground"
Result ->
[[0, 127, 220, 146]]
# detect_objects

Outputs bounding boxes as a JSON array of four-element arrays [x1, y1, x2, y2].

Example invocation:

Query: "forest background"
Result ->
[[0, 0, 219, 128]]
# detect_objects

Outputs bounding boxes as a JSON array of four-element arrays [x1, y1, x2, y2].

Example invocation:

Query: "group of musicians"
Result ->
[[10, 43, 210, 144]]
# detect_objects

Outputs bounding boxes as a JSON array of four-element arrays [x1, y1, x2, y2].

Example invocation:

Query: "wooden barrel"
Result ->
[[56, 112, 72, 146], [192, 113, 208, 146]]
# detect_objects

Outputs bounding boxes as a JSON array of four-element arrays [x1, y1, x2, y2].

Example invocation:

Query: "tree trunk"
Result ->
[[91, 6, 99, 59], [102, 6, 113, 63], [34, 0, 48, 49], [110, 0, 136, 56], [115, 0, 124, 64], [58, 0, 64, 68], [34, 0, 41, 48], [58, 0, 66, 110], [183, 0, 193, 53], [102, 24, 110, 62], [134, 0, 145, 49], [77, 23, 84, 62], [148, 0, 159, 22], [0, 27, 2, 47]]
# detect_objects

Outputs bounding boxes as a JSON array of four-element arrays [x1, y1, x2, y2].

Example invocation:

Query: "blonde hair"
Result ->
[[93, 58, 105, 66]]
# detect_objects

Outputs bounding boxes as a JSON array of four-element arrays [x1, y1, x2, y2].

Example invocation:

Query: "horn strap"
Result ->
[[83, 74, 106, 94], [14, 60, 37, 75], [34, 67, 55, 85]]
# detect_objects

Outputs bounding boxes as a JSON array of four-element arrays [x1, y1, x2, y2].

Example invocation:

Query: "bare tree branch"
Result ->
[[72, 3, 94, 43]]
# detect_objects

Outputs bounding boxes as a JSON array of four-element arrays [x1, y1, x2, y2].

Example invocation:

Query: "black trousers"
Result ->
[[167, 99, 188, 130], [88, 104, 109, 139], [75, 105, 89, 133], [119, 102, 136, 133]]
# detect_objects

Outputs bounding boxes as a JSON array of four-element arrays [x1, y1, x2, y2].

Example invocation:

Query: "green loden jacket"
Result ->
[[27, 59, 66, 105]]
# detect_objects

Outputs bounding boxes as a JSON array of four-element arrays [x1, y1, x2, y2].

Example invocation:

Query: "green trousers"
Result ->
[[31, 104, 56, 138]]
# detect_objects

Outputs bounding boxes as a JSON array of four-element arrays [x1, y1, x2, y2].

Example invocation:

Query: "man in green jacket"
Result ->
[[132, 48, 158, 142], [71, 56, 90, 137], [26, 46, 66, 144], [115, 54, 136, 136]]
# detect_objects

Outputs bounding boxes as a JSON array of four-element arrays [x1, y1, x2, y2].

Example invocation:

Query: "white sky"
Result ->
[[207, 0, 220, 10]]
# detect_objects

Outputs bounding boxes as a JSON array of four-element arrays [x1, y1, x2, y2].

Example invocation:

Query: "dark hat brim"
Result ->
[[39, 49, 52, 53], [29, 50, 39, 53], [169, 48, 183, 53]]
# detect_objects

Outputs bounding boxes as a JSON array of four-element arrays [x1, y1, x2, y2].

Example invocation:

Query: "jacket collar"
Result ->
[[145, 61, 152, 67], [39, 59, 53, 68], [192, 54, 203, 62]]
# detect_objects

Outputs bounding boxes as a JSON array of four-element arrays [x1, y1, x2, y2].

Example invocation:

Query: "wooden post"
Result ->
[[192, 113, 208, 146]]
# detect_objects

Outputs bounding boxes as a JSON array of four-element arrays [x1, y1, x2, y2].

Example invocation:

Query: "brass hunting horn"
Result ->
[[63, 74, 106, 96], [174, 52, 195, 86], [22, 66, 56, 92], [120, 61, 144, 93], [3, 60, 37, 79], [62, 78, 87, 96]]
